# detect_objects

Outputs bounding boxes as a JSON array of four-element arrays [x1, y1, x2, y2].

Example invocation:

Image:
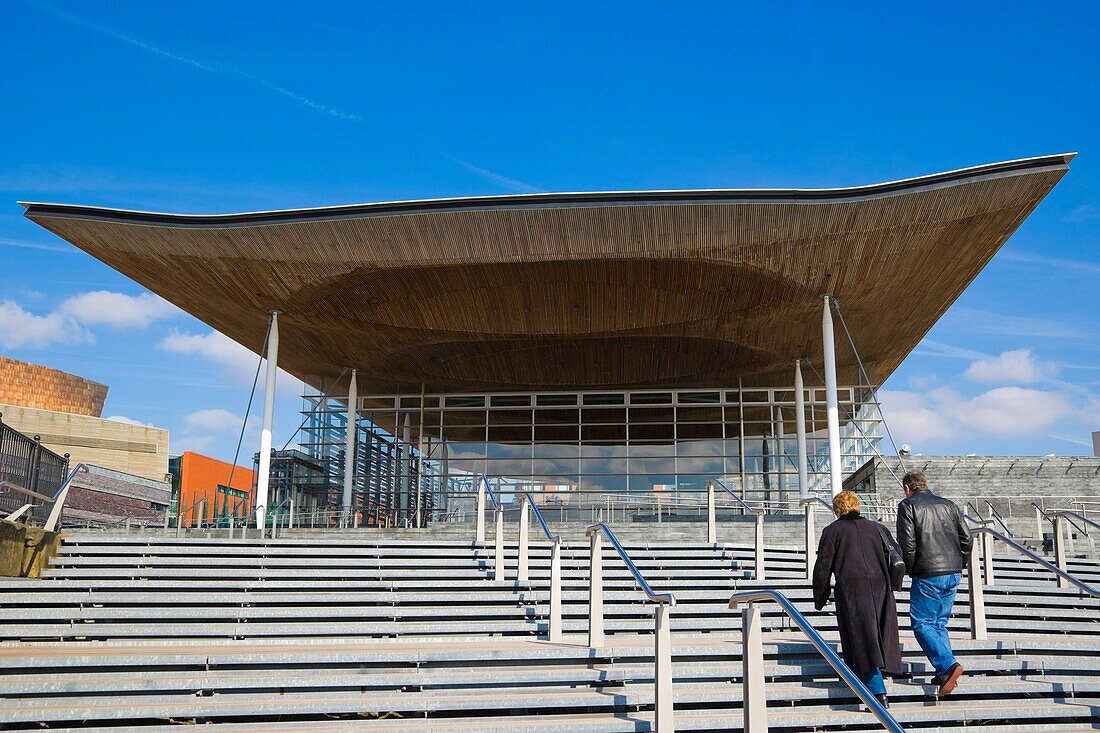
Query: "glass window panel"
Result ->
[[534, 425, 578, 443], [678, 391, 720, 404], [677, 456, 724, 473], [443, 410, 486, 428], [630, 443, 675, 458], [446, 458, 485, 473], [743, 390, 769, 403], [487, 425, 531, 444], [580, 474, 627, 492], [532, 458, 578, 475], [582, 424, 627, 442], [677, 422, 722, 440], [581, 407, 627, 424], [490, 394, 532, 407], [486, 441, 531, 459], [629, 406, 675, 423], [676, 438, 725, 456], [580, 442, 629, 458], [579, 457, 628, 474], [635, 474, 676, 491], [536, 393, 578, 406], [631, 456, 676, 474], [445, 395, 485, 408], [534, 408, 580, 425], [630, 423, 674, 441], [582, 393, 625, 405], [630, 392, 672, 405], [676, 406, 723, 423], [399, 397, 421, 408], [487, 409, 533, 426], [484, 458, 533, 476], [675, 475, 711, 491], [534, 442, 580, 459], [442, 426, 487, 443]]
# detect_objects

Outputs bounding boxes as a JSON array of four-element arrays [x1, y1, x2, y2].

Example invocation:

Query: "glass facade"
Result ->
[[299, 386, 881, 525]]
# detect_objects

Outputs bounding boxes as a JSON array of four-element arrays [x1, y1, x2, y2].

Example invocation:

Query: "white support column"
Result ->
[[653, 604, 674, 731], [794, 360, 809, 499], [588, 531, 604, 648], [475, 475, 486, 543], [776, 410, 787, 504], [549, 539, 563, 642], [742, 603, 767, 733], [822, 296, 843, 497], [494, 505, 506, 583], [401, 414, 412, 526], [256, 310, 280, 531], [968, 542, 988, 640], [342, 369, 357, 526], [804, 503, 816, 580], [518, 498, 530, 583], [707, 481, 717, 545], [1053, 516, 1068, 588], [754, 512, 766, 581]]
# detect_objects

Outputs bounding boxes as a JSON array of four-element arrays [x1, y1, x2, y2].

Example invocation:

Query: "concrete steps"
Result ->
[[0, 532, 1096, 730]]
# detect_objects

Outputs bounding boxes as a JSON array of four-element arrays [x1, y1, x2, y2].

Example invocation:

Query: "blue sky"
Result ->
[[1, 1, 1097, 461]]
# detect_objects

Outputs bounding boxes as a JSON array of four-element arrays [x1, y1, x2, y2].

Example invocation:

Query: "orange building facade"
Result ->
[[171, 451, 255, 527]]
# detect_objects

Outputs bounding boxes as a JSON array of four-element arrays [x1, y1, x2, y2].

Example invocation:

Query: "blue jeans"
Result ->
[[858, 667, 886, 695], [909, 574, 960, 675]]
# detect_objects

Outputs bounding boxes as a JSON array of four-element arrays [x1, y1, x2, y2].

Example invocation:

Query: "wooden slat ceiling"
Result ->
[[21, 155, 1073, 396]]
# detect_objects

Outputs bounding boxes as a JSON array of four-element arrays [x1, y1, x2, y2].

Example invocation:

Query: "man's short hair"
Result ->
[[902, 470, 928, 492], [832, 490, 861, 517]]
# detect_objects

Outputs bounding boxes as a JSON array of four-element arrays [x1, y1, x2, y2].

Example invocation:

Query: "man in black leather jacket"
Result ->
[[896, 470, 973, 696]]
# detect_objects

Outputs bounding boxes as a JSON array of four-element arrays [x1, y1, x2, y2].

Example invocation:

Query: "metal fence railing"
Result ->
[[0, 413, 70, 525]]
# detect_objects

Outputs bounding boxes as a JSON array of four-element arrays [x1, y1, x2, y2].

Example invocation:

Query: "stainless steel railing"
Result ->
[[585, 522, 675, 729], [729, 589, 903, 733], [967, 525, 1100, 641]]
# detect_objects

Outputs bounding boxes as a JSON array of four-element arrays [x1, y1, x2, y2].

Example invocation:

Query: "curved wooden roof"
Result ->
[[22, 154, 1073, 394]]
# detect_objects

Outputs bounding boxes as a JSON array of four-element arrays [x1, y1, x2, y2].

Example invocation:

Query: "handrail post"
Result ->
[[653, 603, 674, 730], [475, 475, 487, 543], [742, 603, 767, 733], [1053, 515, 1068, 588], [549, 538, 563, 642], [754, 511, 766, 581], [518, 497, 530, 583], [494, 504, 506, 583], [1035, 504, 1044, 542], [588, 530, 604, 647], [707, 481, 716, 545], [968, 540, 988, 640], [804, 503, 816, 580], [982, 531, 995, 586]]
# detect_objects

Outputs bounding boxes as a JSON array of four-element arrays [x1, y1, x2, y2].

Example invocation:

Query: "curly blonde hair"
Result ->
[[832, 490, 861, 518]]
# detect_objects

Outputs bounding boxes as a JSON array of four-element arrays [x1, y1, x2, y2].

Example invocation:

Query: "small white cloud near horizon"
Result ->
[[963, 349, 1060, 385], [105, 414, 156, 428], [58, 291, 180, 328]]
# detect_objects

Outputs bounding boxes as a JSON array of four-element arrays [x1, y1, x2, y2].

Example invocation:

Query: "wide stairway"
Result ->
[[0, 531, 1097, 731]]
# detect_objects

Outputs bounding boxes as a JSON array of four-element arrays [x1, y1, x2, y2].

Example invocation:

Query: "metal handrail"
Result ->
[[479, 474, 500, 509], [711, 478, 764, 515], [729, 589, 903, 732], [979, 500, 1014, 537], [524, 492, 557, 542], [800, 496, 834, 512], [1033, 503, 1093, 538], [585, 523, 675, 605], [0, 480, 53, 502], [970, 526, 1100, 597]]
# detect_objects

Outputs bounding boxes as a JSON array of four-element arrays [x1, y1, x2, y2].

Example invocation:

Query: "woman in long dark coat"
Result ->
[[812, 490, 902, 707]]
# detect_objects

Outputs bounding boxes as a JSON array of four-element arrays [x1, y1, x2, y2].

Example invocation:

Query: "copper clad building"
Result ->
[[22, 154, 1073, 524]]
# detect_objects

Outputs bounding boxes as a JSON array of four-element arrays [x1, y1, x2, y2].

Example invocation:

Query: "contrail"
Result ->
[[0, 237, 74, 254], [22, 0, 362, 122], [441, 155, 542, 194]]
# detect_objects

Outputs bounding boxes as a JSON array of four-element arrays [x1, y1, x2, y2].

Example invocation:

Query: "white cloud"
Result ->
[[880, 385, 1076, 447], [0, 299, 91, 348], [105, 414, 155, 427], [58, 291, 180, 328], [171, 434, 216, 455], [159, 329, 305, 395], [185, 408, 244, 434], [963, 349, 1059, 385]]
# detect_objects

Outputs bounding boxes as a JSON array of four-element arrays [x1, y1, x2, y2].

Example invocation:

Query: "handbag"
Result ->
[[876, 522, 906, 591]]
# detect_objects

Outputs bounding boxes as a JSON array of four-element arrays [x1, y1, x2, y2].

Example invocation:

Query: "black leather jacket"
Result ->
[[896, 490, 973, 578]]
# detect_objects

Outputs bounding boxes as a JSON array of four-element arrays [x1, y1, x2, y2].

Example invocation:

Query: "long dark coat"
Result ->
[[812, 513, 902, 676]]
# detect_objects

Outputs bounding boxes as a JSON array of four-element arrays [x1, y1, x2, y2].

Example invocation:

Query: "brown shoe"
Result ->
[[938, 663, 964, 696]]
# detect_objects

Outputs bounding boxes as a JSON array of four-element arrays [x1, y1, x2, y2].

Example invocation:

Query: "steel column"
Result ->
[[822, 296, 843, 496], [342, 369, 357, 526], [255, 310, 280, 530], [794, 359, 809, 499]]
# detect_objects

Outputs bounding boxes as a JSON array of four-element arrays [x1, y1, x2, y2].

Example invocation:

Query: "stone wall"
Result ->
[[62, 464, 171, 527]]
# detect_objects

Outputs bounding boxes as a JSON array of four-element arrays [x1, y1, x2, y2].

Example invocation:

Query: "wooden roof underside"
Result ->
[[22, 155, 1072, 396]]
